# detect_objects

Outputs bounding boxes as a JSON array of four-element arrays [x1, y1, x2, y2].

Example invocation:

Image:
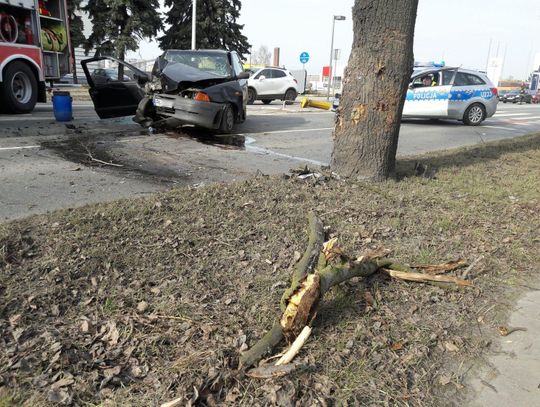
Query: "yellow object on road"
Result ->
[[300, 97, 332, 110]]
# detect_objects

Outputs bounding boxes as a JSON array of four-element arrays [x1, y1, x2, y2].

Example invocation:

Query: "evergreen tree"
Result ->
[[83, 0, 162, 63], [160, 0, 250, 59], [66, 0, 85, 83]]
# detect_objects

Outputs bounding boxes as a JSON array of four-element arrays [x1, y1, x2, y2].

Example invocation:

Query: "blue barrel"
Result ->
[[52, 91, 73, 122]]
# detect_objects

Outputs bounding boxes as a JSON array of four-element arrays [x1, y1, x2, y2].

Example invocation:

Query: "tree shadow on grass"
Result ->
[[395, 132, 540, 180]]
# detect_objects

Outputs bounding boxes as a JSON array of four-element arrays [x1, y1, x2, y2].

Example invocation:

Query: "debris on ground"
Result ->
[[1, 134, 540, 405]]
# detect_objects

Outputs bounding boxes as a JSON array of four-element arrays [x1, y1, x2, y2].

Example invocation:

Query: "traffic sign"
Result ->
[[300, 52, 310, 64]]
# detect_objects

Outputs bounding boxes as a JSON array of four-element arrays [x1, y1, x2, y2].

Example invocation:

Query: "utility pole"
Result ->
[[191, 0, 197, 50], [327, 15, 346, 100]]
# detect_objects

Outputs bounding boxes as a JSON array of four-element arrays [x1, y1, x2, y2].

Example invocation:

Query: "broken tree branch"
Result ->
[[383, 268, 473, 287], [275, 326, 312, 366], [239, 321, 283, 369], [79, 142, 124, 168], [317, 258, 393, 294], [413, 259, 467, 274], [240, 213, 323, 369], [280, 212, 325, 311], [461, 255, 484, 279], [246, 363, 299, 379]]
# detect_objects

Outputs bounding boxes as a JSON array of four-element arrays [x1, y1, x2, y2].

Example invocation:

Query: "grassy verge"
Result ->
[[1, 134, 539, 406]]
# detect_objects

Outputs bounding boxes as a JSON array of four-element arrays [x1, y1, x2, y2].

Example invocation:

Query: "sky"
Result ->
[[130, 0, 540, 80]]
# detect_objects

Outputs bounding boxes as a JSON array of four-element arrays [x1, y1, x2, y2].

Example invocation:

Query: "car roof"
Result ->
[[165, 49, 229, 55], [413, 67, 490, 80], [254, 66, 288, 71]]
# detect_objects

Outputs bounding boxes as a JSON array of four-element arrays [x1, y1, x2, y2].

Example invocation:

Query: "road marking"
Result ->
[[511, 116, 540, 121], [0, 145, 40, 151], [494, 113, 529, 117], [482, 125, 520, 131], [235, 127, 334, 136]]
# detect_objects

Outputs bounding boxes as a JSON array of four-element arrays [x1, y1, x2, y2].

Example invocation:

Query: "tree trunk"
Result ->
[[71, 44, 78, 84], [331, 0, 419, 181], [118, 47, 125, 81]]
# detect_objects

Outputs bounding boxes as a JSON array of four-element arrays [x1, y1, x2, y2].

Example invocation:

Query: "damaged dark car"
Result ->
[[81, 50, 250, 133]]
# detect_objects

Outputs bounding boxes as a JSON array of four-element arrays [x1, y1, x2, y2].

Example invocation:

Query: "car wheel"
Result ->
[[247, 88, 257, 105], [262, 100, 273, 105], [0, 61, 38, 113], [284, 88, 297, 101], [219, 104, 235, 134], [463, 103, 486, 126]]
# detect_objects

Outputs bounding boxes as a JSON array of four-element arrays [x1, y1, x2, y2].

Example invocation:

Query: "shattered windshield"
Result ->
[[164, 51, 232, 77]]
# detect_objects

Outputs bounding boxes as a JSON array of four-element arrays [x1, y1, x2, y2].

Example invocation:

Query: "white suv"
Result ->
[[247, 67, 298, 104]]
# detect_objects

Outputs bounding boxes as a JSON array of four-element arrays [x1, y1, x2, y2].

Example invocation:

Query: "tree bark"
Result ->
[[331, 0, 419, 181]]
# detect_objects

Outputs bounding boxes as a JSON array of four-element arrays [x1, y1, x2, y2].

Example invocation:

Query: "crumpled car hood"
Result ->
[[157, 62, 232, 93]]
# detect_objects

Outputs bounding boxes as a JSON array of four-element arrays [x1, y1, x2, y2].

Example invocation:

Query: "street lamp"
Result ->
[[191, 0, 197, 50], [327, 15, 346, 100]]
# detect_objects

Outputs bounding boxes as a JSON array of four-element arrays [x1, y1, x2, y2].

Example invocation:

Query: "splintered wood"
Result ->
[[240, 213, 474, 376]]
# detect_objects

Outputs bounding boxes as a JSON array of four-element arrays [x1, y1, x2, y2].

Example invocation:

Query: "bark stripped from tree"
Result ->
[[331, 0, 420, 181]]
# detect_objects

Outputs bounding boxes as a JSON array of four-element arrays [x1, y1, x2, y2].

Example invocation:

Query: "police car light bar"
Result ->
[[414, 61, 446, 68]]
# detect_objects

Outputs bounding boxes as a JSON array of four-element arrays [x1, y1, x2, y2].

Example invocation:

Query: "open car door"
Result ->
[[81, 56, 149, 119]]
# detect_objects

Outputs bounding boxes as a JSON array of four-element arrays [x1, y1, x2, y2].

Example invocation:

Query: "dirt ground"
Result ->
[[1, 134, 540, 406]]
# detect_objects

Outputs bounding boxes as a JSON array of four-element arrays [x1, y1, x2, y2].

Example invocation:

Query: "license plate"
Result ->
[[153, 96, 174, 109]]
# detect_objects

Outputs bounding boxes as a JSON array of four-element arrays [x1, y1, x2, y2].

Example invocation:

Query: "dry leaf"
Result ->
[[51, 377, 75, 389], [438, 375, 451, 385], [137, 301, 149, 313], [391, 342, 403, 351], [246, 363, 298, 379], [9, 314, 21, 327], [444, 342, 459, 352]]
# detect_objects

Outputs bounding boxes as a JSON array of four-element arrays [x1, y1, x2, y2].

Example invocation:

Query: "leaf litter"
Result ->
[[1, 134, 540, 406]]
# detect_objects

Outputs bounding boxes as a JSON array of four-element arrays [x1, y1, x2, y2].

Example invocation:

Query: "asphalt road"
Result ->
[[2, 101, 540, 221]]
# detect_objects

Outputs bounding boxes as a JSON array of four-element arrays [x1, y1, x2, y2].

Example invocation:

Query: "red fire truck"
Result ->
[[0, 0, 70, 113]]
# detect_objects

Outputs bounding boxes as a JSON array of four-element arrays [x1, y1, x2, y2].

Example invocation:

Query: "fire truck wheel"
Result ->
[[0, 61, 38, 114]]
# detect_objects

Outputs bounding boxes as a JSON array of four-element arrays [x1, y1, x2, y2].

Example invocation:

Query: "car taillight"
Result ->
[[194, 92, 210, 102], [490, 87, 498, 96]]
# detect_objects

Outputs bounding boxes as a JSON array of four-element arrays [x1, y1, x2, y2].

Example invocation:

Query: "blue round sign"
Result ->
[[300, 52, 310, 64]]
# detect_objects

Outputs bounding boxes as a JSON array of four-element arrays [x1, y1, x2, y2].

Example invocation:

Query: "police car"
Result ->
[[403, 67, 498, 125]]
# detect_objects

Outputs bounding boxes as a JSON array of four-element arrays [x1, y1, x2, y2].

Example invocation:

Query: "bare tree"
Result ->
[[252, 45, 272, 65], [331, 0, 419, 181]]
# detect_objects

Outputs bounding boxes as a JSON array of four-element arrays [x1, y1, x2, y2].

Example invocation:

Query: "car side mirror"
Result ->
[[408, 83, 413, 89], [134, 72, 150, 85], [259, 75, 266, 81], [237, 71, 250, 80]]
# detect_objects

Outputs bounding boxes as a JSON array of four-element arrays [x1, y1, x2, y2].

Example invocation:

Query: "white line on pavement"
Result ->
[[482, 125, 520, 131], [494, 113, 529, 117], [235, 127, 334, 136], [511, 116, 540, 121], [0, 145, 40, 151]]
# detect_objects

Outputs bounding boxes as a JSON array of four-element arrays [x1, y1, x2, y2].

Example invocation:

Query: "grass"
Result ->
[[1, 133, 539, 406]]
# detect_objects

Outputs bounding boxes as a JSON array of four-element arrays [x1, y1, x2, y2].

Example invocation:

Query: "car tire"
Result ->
[[0, 61, 38, 114], [262, 100, 273, 105], [247, 88, 257, 105], [219, 104, 235, 134], [284, 88, 297, 101], [463, 103, 486, 126]]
